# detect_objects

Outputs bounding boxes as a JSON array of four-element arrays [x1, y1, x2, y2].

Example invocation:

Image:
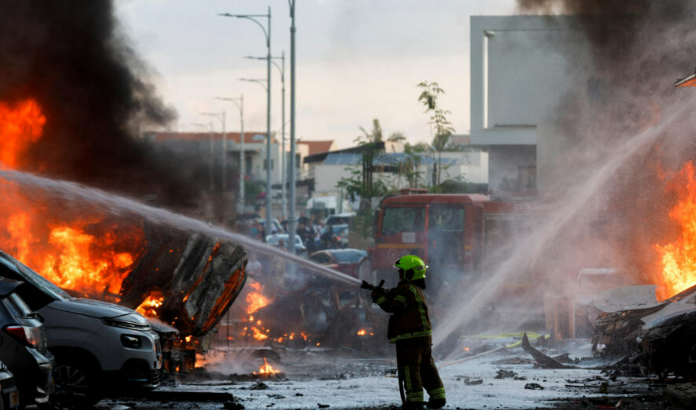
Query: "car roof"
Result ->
[[324, 248, 366, 256]]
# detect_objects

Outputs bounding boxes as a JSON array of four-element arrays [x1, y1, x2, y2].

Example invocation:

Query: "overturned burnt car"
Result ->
[[592, 283, 696, 376], [638, 306, 696, 377]]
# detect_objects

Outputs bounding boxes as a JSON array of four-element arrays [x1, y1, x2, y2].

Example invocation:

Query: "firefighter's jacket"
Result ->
[[372, 281, 432, 343]]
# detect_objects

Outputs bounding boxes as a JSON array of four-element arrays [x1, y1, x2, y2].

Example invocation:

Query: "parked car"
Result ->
[[308, 249, 369, 279], [324, 212, 354, 226], [266, 234, 307, 257], [0, 360, 20, 410], [258, 218, 283, 234], [0, 251, 161, 409], [0, 277, 52, 407], [319, 224, 349, 249], [638, 306, 696, 377]]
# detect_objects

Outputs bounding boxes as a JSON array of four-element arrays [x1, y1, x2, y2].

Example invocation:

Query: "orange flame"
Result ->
[[357, 329, 366, 336], [654, 162, 696, 300], [254, 358, 280, 375], [0, 99, 146, 299], [0, 100, 45, 169], [245, 281, 272, 314], [136, 293, 164, 317]]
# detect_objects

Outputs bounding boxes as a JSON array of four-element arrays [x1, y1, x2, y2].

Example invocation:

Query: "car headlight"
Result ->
[[121, 334, 143, 349], [103, 315, 151, 331]]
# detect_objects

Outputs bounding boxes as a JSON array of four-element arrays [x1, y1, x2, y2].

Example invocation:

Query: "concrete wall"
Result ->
[[470, 16, 589, 192]]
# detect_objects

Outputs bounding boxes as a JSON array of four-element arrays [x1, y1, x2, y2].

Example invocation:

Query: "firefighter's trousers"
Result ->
[[395, 338, 445, 404]]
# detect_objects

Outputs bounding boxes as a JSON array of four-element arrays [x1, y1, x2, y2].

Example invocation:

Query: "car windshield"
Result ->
[[330, 250, 367, 263], [381, 207, 425, 236], [323, 225, 348, 235], [0, 253, 70, 301]]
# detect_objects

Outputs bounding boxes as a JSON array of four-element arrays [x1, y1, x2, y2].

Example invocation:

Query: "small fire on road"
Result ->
[[254, 358, 280, 376]]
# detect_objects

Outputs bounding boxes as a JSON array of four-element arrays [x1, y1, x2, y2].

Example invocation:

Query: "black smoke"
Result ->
[[0, 0, 205, 209], [515, 1, 696, 282]]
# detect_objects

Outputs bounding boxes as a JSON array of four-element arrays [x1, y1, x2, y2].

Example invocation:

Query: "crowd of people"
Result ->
[[238, 213, 346, 255]]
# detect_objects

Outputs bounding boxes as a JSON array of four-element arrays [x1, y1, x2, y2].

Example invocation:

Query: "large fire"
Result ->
[[0, 99, 145, 298], [654, 161, 696, 300]]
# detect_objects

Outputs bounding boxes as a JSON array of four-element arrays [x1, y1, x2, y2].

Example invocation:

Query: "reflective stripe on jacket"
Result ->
[[374, 281, 432, 343]]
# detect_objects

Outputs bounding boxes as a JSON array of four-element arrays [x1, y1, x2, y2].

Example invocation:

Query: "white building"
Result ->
[[470, 16, 590, 194]]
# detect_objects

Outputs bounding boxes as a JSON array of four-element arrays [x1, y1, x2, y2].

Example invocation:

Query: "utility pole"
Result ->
[[288, 0, 298, 255], [220, 7, 273, 236], [244, 52, 286, 220], [216, 95, 245, 214]]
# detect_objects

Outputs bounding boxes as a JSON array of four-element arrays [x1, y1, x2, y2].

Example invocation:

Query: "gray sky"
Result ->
[[116, 0, 518, 148]]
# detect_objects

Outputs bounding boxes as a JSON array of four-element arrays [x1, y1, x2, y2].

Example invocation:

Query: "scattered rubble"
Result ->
[[524, 383, 544, 390]]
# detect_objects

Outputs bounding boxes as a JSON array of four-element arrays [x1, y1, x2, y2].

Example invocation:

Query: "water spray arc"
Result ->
[[0, 168, 361, 288]]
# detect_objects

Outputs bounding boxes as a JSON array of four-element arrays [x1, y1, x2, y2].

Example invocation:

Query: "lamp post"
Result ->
[[220, 8, 273, 237], [201, 111, 227, 221], [215, 96, 245, 214], [194, 119, 215, 192], [244, 52, 286, 221], [287, 0, 298, 255]]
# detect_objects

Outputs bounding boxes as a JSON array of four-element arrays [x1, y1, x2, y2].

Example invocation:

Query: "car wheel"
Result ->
[[50, 357, 102, 409]]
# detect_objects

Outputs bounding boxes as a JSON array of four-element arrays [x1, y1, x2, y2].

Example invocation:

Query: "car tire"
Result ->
[[50, 356, 103, 410]]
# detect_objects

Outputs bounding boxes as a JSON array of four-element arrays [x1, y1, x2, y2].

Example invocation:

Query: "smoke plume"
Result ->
[[514, 0, 696, 280], [0, 0, 204, 209]]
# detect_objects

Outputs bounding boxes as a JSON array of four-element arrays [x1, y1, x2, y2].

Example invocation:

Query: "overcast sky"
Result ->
[[116, 0, 518, 148]]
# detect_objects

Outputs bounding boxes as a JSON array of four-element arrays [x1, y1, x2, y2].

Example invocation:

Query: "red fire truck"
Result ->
[[370, 188, 559, 297]]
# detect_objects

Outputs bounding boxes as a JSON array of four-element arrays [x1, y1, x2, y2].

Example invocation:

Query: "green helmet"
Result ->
[[393, 255, 427, 281]]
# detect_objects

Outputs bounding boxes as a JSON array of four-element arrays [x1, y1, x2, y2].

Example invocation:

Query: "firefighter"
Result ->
[[371, 255, 446, 409]]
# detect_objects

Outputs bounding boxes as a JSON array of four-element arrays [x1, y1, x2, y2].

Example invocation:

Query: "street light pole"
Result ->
[[288, 0, 297, 255], [244, 52, 286, 221], [201, 111, 227, 219], [220, 8, 273, 237], [215, 96, 245, 214]]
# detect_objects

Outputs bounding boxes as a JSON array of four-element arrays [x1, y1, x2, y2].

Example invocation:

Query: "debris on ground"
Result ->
[[521, 332, 574, 369], [495, 369, 518, 379], [458, 376, 484, 385], [249, 382, 269, 390], [524, 383, 545, 390]]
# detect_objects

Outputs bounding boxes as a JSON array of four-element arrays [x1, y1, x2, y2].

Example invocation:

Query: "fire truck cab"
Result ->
[[372, 190, 488, 288], [371, 189, 554, 297]]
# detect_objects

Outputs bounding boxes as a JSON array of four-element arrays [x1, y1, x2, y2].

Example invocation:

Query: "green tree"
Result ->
[[360, 118, 383, 143], [418, 81, 455, 185], [387, 132, 407, 142]]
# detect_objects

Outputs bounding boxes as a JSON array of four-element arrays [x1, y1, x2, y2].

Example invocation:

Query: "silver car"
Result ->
[[0, 251, 161, 409]]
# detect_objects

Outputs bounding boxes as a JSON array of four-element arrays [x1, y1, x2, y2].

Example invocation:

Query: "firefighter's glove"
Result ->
[[370, 289, 385, 303]]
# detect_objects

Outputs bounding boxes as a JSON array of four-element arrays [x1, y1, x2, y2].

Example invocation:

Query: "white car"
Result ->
[[266, 234, 307, 257], [0, 251, 161, 409]]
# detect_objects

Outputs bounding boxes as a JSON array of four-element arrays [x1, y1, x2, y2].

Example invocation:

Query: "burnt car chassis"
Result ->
[[592, 285, 696, 377]]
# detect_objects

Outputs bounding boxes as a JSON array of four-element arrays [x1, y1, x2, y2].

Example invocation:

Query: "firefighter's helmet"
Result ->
[[393, 255, 427, 281]]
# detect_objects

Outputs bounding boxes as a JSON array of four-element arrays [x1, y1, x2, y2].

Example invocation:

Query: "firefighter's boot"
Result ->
[[403, 401, 424, 410], [427, 398, 446, 409]]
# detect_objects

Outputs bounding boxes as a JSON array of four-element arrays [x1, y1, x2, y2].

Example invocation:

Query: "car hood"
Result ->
[[46, 297, 140, 319], [592, 285, 661, 313]]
